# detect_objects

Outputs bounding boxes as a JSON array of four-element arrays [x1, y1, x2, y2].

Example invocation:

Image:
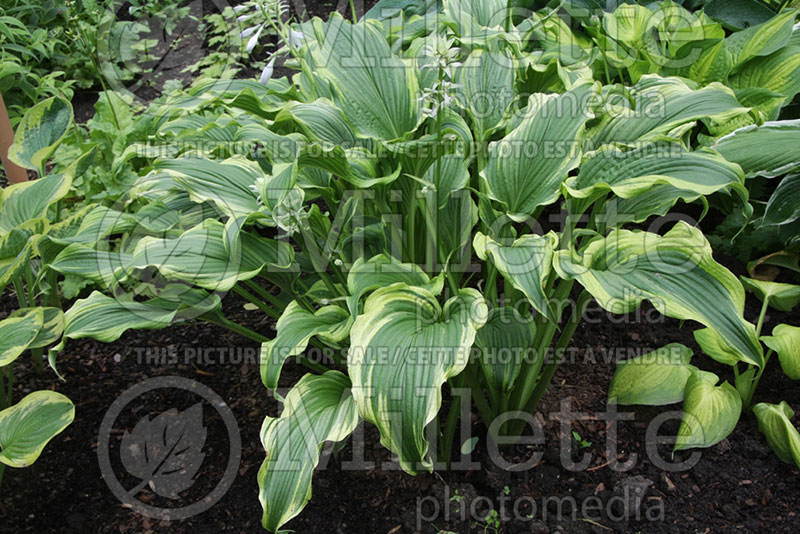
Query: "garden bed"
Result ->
[[2, 1, 800, 533], [1, 270, 798, 534]]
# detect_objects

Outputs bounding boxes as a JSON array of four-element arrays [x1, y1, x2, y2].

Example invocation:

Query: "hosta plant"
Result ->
[[37, 3, 800, 532], [609, 273, 800, 456], [0, 96, 82, 488]]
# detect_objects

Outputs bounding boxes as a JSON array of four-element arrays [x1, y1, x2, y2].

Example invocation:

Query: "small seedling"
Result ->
[[572, 430, 591, 449]]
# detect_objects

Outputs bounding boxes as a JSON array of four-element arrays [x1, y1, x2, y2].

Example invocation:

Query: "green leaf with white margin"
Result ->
[[7, 96, 73, 172], [0, 240, 32, 295], [48, 289, 221, 376], [45, 204, 136, 246], [260, 301, 353, 392], [456, 48, 515, 142], [741, 276, 800, 312], [608, 344, 695, 406], [483, 83, 597, 221], [725, 10, 797, 69], [273, 98, 357, 146], [348, 285, 487, 474], [130, 220, 293, 292], [0, 309, 43, 366], [554, 221, 764, 367], [587, 76, 749, 146], [421, 155, 470, 211], [711, 120, 800, 178], [474, 307, 535, 394], [153, 157, 262, 218], [601, 187, 709, 227], [444, 0, 505, 32], [0, 172, 72, 234], [9, 307, 63, 350], [473, 231, 559, 322], [0, 390, 74, 467], [302, 14, 420, 140], [761, 324, 800, 380], [346, 255, 442, 316], [753, 401, 800, 467], [57, 292, 179, 343], [259, 371, 358, 532], [763, 174, 800, 227], [565, 142, 747, 211], [49, 244, 132, 289], [675, 370, 742, 451]]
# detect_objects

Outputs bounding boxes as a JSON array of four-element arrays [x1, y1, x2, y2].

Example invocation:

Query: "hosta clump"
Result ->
[[43, 3, 800, 532]]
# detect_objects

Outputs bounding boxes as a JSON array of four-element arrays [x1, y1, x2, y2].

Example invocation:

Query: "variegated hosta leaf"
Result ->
[[763, 174, 800, 227], [9, 307, 64, 350], [259, 371, 358, 532], [473, 231, 559, 322], [422, 155, 470, 211], [443, 0, 509, 46], [7, 96, 73, 172], [741, 276, 800, 312], [45, 205, 137, 246], [363, 0, 432, 21], [675, 370, 742, 451], [0, 240, 32, 294], [302, 14, 420, 140], [346, 255, 441, 316], [693, 327, 746, 367], [608, 344, 695, 406], [0, 390, 75, 467], [57, 291, 185, 343], [711, 120, 800, 178], [260, 301, 353, 392], [444, 0, 506, 34], [273, 98, 358, 146], [474, 307, 535, 393], [601, 187, 707, 228], [681, 40, 732, 87], [348, 285, 488, 473], [588, 76, 748, 146], [49, 244, 133, 289], [753, 401, 800, 467], [0, 308, 44, 366], [130, 220, 293, 292], [565, 143, 747, 212], [733, 86, 787, 125], [456, 49, 515, 141], [730, 45, 800, 104], [555, 221, 764, 367], [483, 83, 597, 221], [761, 324, 800, 380], [0, 172, 72, 234], [153, 157, 264, 218], [49, 289, 221, 375], [725, 10, 797, 68]]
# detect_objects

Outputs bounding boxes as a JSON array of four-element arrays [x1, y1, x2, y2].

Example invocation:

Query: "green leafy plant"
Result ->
[[0, 3, 74, 126], [609, 272, 800, 455], [38, 5, 800, 530], [0, 95, 82, 489], [0, 0, 790, 530], [572, 430, 591, 448]]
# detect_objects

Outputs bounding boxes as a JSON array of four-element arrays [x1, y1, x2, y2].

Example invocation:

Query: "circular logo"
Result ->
[[97, 376, 241, 520]]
